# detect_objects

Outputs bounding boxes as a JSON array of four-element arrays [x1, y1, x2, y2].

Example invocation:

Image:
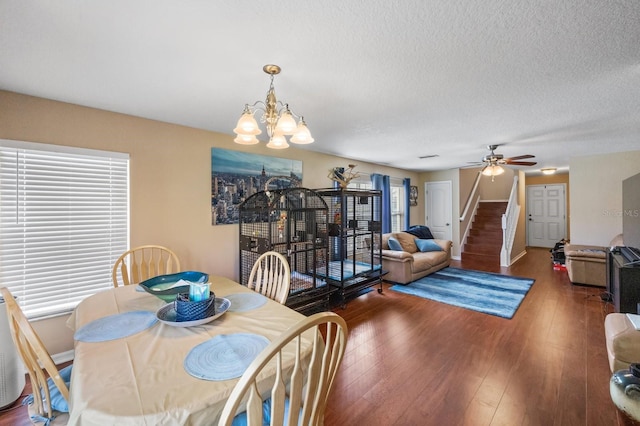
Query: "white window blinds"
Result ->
[[0, 140, 129, 319]]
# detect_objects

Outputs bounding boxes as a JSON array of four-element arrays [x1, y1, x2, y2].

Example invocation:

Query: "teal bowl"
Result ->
[[139, 271, 209, 302]]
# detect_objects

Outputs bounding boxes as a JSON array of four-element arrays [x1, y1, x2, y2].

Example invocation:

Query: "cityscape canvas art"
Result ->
[[211, 148, 303, 225]]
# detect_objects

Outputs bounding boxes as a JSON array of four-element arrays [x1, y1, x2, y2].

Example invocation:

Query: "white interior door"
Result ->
[[425, 181, 452, 241], [526, 184, 567, 248]]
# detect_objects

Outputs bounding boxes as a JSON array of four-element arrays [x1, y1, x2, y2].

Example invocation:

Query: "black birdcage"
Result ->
[[314, 188, 384, 305], [238, 187, 331, 313]]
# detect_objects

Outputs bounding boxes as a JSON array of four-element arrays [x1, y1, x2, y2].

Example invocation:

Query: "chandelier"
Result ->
[[233, 64, 314, 149]]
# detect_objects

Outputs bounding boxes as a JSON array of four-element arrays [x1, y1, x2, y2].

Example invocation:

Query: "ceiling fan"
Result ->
[[473, 145, 537, 181], [470, 145, 536, 179]]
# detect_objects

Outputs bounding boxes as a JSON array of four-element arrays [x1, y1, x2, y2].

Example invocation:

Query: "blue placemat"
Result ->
[[184, 333, 270, 381], [74, 311, 158, 342], [226, 293, 268, 312]]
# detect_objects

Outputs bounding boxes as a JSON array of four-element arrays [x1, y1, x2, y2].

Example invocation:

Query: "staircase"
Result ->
[[462, 201, 507, 263]]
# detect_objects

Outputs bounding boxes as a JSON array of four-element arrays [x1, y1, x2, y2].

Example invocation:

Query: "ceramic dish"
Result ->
[[156, 297, 230, 327], [139, 271, 209, 302]]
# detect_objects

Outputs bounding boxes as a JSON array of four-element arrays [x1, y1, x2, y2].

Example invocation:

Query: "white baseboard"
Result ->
[[509, 249, 528, 265], [51, 349, 74, 365], [451, 255, 461, 260]]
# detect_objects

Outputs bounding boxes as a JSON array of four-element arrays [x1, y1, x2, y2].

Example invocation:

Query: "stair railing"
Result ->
[[459, 171, 482, 248], [500, 176, 520, 266]]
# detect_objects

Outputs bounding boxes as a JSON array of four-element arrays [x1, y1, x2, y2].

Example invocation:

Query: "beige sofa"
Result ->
[[381, 231, 452, 284], [564, 234, 622, 288], [564, 244, 607, 287]]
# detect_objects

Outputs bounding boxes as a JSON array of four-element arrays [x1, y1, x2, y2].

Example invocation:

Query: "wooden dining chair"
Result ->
[[0, 287, 71, 425], [112, 245, 181, 287], [218, 312, 348, 426], [247, 251, 291, 304]]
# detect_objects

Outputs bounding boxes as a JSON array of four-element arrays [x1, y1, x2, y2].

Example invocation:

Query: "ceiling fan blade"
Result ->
[[505, 154, 535, 161], [506, 161, 537, 166]]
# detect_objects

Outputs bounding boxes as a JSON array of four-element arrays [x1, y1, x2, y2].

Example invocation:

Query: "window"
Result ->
[[0, 140, 129, 319], [347, 181, 372, 191], [389, 180, 405, 233], [352, 175, 406, 232]]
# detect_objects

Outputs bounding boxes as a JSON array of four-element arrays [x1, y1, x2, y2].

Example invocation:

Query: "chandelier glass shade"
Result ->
[[233, 65, 314, 149]]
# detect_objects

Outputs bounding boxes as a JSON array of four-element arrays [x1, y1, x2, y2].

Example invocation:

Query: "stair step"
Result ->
[[471, 222, 500, 229], [469, 234, 501, 242], [477, 202, 507, 211], [464, 242, 502, 255], [471, 217, 502, 229], [467, 235, 502, 245], [461, 202, 506, 265], [476, 209, 505, 217], [461, 251, 501, 263]]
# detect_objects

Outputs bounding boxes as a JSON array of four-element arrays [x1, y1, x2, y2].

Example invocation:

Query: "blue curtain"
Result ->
[[403, 178, 411, 230], [330, 167, 344, 260], [371, 173, 391, 233], [332, 167, 344, 189]]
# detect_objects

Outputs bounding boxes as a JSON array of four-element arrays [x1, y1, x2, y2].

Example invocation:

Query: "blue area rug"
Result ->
[[389, 267, 535, 319]]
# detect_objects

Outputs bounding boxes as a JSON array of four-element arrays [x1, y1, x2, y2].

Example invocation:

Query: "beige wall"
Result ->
[[459, 167, 481, 211], [0, 90, 419, 355], [479, 168, 515, 200], [511, 170, 527, 260], [570, 151, 640, 246], [458, 168, 481, 252]]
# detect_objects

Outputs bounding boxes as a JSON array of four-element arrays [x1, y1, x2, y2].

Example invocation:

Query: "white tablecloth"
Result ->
[[66, 276, 311, 425]]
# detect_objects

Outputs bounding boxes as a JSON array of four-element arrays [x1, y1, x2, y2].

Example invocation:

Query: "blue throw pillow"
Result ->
[[387, 237, 403, 251], [415, 239, 442, 253], [404, 225, 435, 240]]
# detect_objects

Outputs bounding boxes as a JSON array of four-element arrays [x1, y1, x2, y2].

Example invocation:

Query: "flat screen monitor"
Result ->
[[623, 172, 640, 249]]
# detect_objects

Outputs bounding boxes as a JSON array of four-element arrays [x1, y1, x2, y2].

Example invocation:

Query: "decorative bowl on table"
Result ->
[[156, 297, 231, 327], [175, 291, 216, 322], [139, 271, 209, 302]]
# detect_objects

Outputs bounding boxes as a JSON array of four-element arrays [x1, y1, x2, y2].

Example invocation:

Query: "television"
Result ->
[[623, 172, 640, 250]]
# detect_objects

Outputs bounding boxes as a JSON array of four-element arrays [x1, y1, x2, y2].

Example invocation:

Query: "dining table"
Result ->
[[66, 275, 313, 425]]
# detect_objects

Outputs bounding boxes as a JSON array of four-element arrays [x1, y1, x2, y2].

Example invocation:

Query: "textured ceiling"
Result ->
[[2, 1, 640, 174]]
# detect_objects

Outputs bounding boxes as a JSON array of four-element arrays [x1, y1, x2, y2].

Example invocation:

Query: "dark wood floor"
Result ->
[[0, 247, 634, 425], [325, 247, 634, 426]]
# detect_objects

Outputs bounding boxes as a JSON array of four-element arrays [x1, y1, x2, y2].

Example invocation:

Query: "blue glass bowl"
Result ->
[[139, 271, 209, 302]]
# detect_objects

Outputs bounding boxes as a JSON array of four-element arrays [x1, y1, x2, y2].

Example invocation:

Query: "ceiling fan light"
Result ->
[[290, 119, 314, 144], [482, 165, 504, 176], [233, 110, 262, 136]]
